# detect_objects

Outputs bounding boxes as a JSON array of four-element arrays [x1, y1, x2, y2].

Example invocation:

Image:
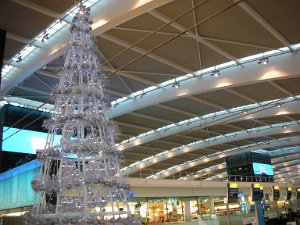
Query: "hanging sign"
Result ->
[[272, 186, 280, 201], [252, 183, 262, 201], [297, 188, 300, 200], [227, 183, 239, 203], [260, 185, 264, 199], [286, 187, 292, 200]]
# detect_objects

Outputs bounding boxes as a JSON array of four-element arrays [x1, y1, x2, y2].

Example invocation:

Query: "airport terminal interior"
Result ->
[[0, 0, 300, 225]]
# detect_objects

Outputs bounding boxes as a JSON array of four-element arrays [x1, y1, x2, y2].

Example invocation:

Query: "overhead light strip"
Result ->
[[120, 121, 300, 177], [116, 95, 300, 149], [111, 44, 300, 106], [1, 0, 99, 78]]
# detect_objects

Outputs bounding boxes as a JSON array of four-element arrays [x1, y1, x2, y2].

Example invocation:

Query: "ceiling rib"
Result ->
[[183, 147, 300, 180], [120, 70, 179, 77], [113, 26, 273, 51], [101, 33, 242, 114], [191, 0, 203, 70], [37, 70, 59, 79], [92, 83, 230, 144], [150, 135, 300, 179], [101, 33, 193, 73], [283, 115, 296, 121], [117, 99, 300, 151], [189, 93, 256, 135], [188, 96, 225, 110], [117, 119, 198, 147], [110, 51, 300, 118], [201, 36, 274, 50], [104, 0, 243, 77], [98, 0, 210, 69], [148, 10, 238, 62], [121, 124, 300, 177], [6, 32, 38, 46], [276, 170, 300, 178], [10, 0, 62, 20], [225, 88, 256, 103], [117, 75, 134, 93], [157, 104, 196, 117], [105, 88, 128, 97], [18, 85, 50, 95], [104, 65, 155, 85], [112, 26, 190, 38], [268, 80, 293, 96], [224, 89, 273, 128], [2, 0, 175, 96], [234, 0, 292, 50], [33, 74, 52, 89], [215, 155, 299, 181], [106, 85, 253, 148], [101, 51, 135, 94]]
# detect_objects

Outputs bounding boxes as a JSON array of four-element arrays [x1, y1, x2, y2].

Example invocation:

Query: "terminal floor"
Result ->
[[219, 215, 245, 225]]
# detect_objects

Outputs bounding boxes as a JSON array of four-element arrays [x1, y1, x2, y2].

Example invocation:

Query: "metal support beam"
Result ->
[[18, 85, 50, 95], [11, 0, 62, 19], [234, 0, 291, 50], [149, 10, 238, 62], [34, 74, 52, 90], [37, 70, 59, 79], [112, 26, 189, 37], [226, 88, 257, 103], [6, 32, 41, 47], [101, 33, 193, 73], [268, 80, 293, 96]]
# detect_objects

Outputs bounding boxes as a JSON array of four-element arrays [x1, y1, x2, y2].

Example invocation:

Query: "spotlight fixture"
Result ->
[[41, 33, 49, 42], [258, 57, 269, 65], [16, 55, 22, 63], [172, 81, 180, 88], [140, 92, 146, 98], [211, 70, 220, 77]]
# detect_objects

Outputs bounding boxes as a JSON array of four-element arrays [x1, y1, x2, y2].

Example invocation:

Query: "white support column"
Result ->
[[183, 199, 192, 222]]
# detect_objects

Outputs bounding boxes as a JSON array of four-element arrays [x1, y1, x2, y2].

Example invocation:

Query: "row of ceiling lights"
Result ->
[[112, 44, 296, 107], [167, 57, 270, 89], [1, 0, 99, 78]]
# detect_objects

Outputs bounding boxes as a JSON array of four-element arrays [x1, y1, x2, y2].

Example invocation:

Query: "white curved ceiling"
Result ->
[[1, 0, 300, 183]]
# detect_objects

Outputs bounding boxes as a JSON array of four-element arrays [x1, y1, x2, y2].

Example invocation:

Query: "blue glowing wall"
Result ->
[[2, 127, 61, 154], [0, 160, 40, 210]]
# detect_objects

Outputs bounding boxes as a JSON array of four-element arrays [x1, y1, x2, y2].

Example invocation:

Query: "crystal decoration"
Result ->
[[26, 4, 138, 225]]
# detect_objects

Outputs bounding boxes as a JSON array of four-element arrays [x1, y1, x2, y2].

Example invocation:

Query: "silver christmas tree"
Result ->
[[27, 4, 137, 225]]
